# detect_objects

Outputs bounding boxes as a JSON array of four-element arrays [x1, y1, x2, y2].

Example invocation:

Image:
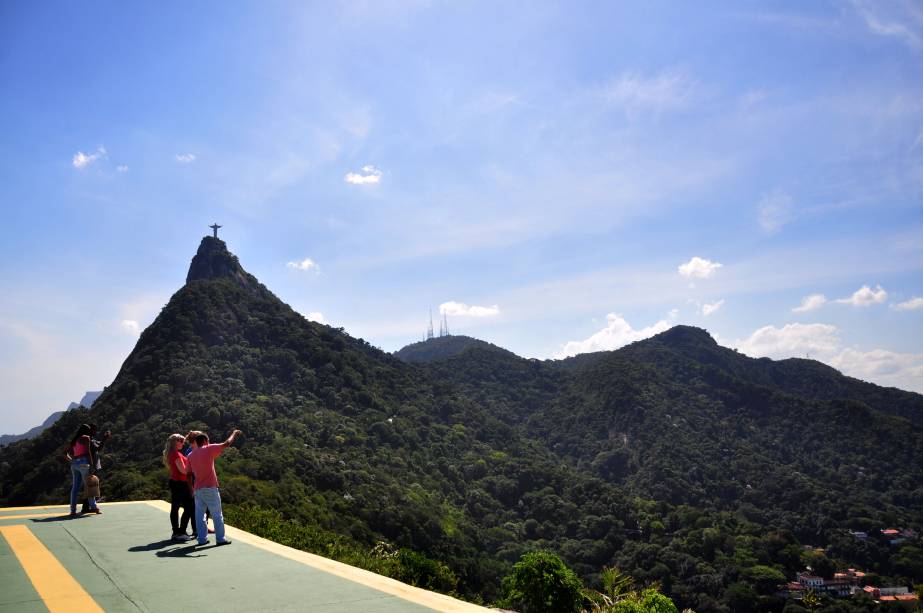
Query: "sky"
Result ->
[[1, 1, 922, 433]]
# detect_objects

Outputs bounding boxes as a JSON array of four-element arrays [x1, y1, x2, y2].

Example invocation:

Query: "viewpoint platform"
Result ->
[[0, 501, 489, 612]]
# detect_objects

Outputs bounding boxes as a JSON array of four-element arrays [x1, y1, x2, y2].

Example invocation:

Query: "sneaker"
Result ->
[[197, 540, 209, 546], [216, 539, 232, 546], [172, 534, 191, 542], [89, 508, 102, 514]]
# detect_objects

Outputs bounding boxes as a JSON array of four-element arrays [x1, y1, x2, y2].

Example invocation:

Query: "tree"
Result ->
[[723, 581, 758, 612], [584, 567, 682, 613], [743, 565, 787, 594], [499, 551, 584, 613], [806, 552, 836, 580], [608, 589, 678, 613], [801, 589, 822, 610]]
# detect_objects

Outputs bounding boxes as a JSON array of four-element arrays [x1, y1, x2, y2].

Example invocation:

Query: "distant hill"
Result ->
[[1, 390, 102, 447], [2, 237, 922, 611], [394, 335, 514, 363]]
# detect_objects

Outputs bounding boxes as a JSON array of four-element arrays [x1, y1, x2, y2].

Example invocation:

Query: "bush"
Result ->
[[499, 551, 583, 613]]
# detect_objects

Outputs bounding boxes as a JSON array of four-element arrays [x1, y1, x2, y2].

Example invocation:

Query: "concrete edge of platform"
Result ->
[[0, 500, 152, 512]]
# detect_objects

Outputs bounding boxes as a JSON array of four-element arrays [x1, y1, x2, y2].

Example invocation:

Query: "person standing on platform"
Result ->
[[81, 424, 111, 513], [163, 434, 195, 541], [64, 424, 100, 516], [186, 429, 242, 546]]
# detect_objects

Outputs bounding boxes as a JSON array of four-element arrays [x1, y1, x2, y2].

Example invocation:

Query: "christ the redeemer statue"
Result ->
[[210, 223, 222, 238]]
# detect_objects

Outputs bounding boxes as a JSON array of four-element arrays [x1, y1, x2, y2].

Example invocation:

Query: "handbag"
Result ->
[[84, 474, 101, 499]]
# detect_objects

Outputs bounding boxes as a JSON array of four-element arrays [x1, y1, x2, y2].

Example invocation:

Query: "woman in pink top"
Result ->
[[63, 424, 99, 516], [163, 434, 195, 542]]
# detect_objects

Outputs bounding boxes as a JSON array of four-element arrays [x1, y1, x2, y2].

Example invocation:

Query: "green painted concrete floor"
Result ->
[[0, 501, 488, 613]]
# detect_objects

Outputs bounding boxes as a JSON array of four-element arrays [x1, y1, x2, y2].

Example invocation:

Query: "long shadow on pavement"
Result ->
[[128, 539, 175, 552], [154, 543, 208, 558], [31, 514, 85, 523]]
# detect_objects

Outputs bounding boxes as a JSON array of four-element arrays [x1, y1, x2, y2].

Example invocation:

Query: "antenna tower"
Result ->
[[426, 308, 434, 340]]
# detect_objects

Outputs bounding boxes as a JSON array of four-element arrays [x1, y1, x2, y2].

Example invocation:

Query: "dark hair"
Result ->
[[70, 424, 91, 447], [89, 423, 98, 434], [194, 433, 209, 447]]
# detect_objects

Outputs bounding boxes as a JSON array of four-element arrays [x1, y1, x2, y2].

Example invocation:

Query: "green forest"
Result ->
[[1, 237, 921, 612]]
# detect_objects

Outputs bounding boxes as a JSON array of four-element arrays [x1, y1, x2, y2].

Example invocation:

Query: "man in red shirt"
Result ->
[[186, 429, 242, 546]]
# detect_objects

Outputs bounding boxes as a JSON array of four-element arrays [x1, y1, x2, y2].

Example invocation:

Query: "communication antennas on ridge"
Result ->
[[425, 308, 451, 340]]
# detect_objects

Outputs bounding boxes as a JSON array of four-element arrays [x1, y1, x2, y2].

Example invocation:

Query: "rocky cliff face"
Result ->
[[185, 236, 262, 293]]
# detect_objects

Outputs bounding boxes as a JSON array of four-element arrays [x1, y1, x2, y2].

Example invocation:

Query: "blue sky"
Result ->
[[1, 1, 922, 433]]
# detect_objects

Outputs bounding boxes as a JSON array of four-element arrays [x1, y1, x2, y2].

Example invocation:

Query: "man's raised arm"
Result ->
[[219, 429, 243, 448]]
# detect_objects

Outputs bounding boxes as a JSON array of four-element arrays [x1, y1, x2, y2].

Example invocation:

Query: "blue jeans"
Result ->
[[194, 487, 226, 544], [70, 459, 96, 513]]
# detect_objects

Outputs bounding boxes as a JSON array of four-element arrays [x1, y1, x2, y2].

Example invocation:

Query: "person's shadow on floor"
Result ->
[[32, 514, 85, 523], [128, 539, 175, 552], [155, 543, 207, 558]]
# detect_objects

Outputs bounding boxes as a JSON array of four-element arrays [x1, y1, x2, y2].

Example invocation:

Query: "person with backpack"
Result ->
[[64, 424, 100, 516], [80, 423, 110, 513]]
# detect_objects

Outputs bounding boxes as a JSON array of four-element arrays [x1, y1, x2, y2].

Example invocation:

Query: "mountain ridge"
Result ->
[[2, 237, 921, 611]]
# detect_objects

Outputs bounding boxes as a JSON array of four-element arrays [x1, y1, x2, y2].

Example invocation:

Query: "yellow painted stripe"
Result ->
[[143, 500, 489, 612], [0, 524, 104, 613], [0, 505, 70, 512], [0, 512, 70, 520], [0, 500, 142, 512]]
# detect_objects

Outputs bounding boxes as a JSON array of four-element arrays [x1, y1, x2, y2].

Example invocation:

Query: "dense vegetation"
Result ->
[[1, 237, 921, 612], [394, 334, 512, 364]]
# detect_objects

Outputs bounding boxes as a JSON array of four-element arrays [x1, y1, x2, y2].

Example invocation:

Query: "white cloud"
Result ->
[[439, 301, 500, 317], [116, 165, 129, 173], [735, 323, 840, 359], [605, 69, 696, 119], [701, 299, 725, 316], [793, 293, 827, 313], [735, 321, 923, 393], [893, 297, 923, 311], [757, 189, 794, 234], [120, 319, 140, 335], [829, 348, 923, 386], [304, 311, 327, 324], [830, 347, 923, 379], [854, 2, 922, 49], [678, 256, 723, 279], [72, 146, 107, 169], [175, 153, 196, 163], [555, 313, 671, 359], [344, 165, 382, 185], [835, 284, 887, 307], [286, 258, 319, 272]]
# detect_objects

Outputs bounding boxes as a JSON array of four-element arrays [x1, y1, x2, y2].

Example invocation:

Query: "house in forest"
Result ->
[[794, 572, 851, 597]]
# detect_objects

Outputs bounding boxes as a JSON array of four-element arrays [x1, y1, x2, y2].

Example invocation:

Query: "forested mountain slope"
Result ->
[[1, 237, 921, 612], [394, 335, 514, 364]]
